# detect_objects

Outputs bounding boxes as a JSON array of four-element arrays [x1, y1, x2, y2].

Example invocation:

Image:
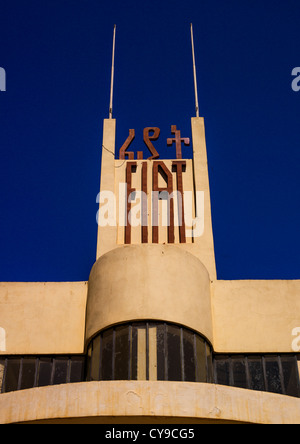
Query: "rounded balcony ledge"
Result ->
[[1, 381, 300, 424]]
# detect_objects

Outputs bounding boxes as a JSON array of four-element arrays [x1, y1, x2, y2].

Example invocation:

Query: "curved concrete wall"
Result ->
[[85, 244, 213, 345], [1, 382, 300, 424]]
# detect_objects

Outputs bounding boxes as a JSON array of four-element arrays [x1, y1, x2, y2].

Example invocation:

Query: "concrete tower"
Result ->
[[88, 117, 216, 346]]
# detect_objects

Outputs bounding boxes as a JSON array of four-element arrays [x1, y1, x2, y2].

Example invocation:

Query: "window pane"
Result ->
[[156, 324, 165, 381], [0, 360, 5, 393], [37, 358, 52, 387], [86, 345, 92, 381], [101, 329, 113, 380], [265, 358, 282, 394], [195, 337, 206, 383], [5, 359, 20, 392], [281, 357, 300, 398], [131, 326, 138, 380], [91, 335, 101, 381], [70, 357, 85, 383], [115, 325, 129, 380], [206, 345, 213, 383], [53, 358, 68, 385], [167, 324, 181, 381], [183, 329, 196, 382], [20, 359, 36, 390], [215, 358, 230, 386], [248, 358, 265, 391], [232, 358, 247, 389]]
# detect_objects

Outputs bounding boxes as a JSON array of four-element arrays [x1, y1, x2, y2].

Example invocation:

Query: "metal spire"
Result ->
[[190, 23, 200, 118], [109, 25, 116, 119]]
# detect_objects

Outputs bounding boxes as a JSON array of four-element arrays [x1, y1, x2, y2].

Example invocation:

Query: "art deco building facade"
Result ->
[[0, 117, 300, 424]]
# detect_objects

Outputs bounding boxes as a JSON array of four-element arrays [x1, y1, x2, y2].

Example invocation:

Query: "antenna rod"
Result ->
[[190, 23, 200, 118], [109, 24, 116, 119]]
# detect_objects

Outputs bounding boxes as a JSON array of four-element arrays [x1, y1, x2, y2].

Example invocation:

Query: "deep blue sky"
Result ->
[[0, 0, 299, 281]]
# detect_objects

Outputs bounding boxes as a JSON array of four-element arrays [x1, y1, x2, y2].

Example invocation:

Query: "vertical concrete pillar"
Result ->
[[96, 119, 117, 259], [191, 117, 217, 280]]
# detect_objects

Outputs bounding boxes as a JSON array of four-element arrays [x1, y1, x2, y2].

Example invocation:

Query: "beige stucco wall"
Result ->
[[212, 279, 300, 353], [1, 381, 300, 424], [1, 278, 300, 355], [0, 282, 87, 355], [86, 244, 213, 345]]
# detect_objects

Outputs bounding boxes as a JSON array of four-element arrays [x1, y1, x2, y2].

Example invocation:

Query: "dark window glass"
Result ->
[[20, 359, 36, 390], [101, 328, 113, 381], [248, 358, 265, 391], [206, 344, 213, 383], [195, 336, 206, 383], [53, 358, 68, 385], [37, 358, 52, 387], [91, 335, 101, 381], [131, 326, 138, 380], [86, 322, 215, 385], [183, 329, 196, 382], [0, 359, 5, 393], [156, 324, 166, 381], [265, 357, 282, 394], [86, 345, 92, 381], [281, 357, 300, 398], [85, 323, 215, 386], [1, 327, 300, 399], [167, 324, 181, 381], [82, 322, 300, 399], [5, 359, 20, 392], [215, 358, 230, 386], [232, 358, 247, 389], [70, 358, 85, 383], [0, 356, 82, 392], [115, 325, 129, 380]]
